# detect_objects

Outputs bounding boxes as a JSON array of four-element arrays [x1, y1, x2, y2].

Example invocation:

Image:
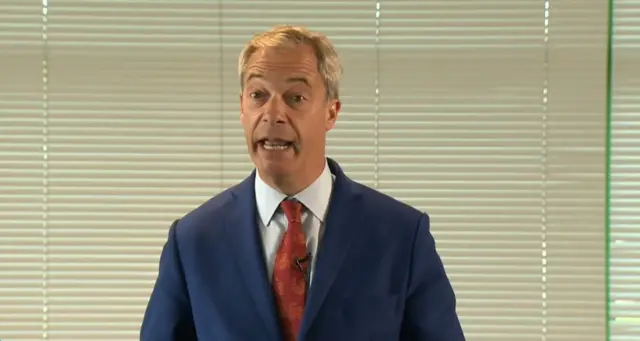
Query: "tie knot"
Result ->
[[280, 199, 302, 223]]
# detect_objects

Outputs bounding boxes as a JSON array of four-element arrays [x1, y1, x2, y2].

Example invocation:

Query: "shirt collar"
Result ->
[[255, 160, 334, 226]]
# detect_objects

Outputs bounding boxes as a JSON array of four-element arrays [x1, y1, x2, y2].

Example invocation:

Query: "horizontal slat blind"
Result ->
[[546, 1, 608, 339], [378, 5, 548, 338], [0, 1, 611, 340], [0, 1, 46, 340], [377, 1, 607, 340], [611, 0, 640, 339], [45, 1, 221, 339]]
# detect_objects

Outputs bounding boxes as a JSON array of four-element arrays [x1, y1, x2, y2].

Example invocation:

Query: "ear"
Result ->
[[325, 100, 341, 131]]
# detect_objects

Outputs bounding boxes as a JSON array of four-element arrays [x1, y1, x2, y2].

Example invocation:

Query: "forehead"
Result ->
[[244, 44, 322, 87]]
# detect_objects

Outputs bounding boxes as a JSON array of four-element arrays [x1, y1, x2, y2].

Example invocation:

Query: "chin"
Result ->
[[251, 152, 286, 169], [260, 159, 295, 177], [252, 143, 301, 177]]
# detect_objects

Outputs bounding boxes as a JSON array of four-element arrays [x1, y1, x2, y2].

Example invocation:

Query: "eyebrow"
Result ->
[[246, 73, 311, 88]]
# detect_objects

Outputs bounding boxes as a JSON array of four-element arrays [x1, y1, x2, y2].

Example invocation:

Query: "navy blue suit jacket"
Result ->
[[140, 158, 465, 340]]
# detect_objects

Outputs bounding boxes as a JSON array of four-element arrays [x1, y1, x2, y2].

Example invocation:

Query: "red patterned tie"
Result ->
[[272, 199, 308, 341]]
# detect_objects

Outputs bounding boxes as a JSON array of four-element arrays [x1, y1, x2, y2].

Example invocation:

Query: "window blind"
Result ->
[[545, 0, 609, 339], [0, 1, 610, 340], [610, 0, 640, 339], [377, 1, 608, 340], [44, 1, 221, 339], [1, 1, 48, 340]]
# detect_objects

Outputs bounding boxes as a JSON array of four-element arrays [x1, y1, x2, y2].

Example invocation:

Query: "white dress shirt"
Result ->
[[254, 161, 334, 284]]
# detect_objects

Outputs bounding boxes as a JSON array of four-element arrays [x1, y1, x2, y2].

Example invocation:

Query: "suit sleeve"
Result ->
[[399, 213, 466, 341], [140, 219, 197, 341]]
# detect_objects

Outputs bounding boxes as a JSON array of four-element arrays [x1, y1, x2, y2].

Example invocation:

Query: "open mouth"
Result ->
[[259, 139, 294, 151]]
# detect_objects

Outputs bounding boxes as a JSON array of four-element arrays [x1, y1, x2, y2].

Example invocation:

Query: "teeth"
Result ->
[[263, 142, 290, 150]]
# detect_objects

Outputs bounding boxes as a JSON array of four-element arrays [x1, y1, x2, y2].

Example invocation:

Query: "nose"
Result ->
[[262, 95, 287, 124]]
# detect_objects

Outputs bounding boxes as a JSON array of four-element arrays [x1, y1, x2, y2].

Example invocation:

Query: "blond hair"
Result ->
[[238, 25, 343, 100]]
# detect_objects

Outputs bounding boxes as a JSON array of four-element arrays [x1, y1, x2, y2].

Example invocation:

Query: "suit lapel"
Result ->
[[223, 173, 282, 341], [299, 158, 365, 336]]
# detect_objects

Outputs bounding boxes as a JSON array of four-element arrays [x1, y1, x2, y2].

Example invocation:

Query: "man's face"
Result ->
[[240, 44, 339, 186]]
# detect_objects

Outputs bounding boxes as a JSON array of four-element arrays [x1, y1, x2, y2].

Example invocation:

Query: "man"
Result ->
[[140, 25, 465, 341]]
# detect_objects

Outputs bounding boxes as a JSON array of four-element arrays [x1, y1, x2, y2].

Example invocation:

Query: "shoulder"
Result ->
[[345, 180, 433, 265], [329, 157, 429, 235], [352, 181, 428, 231], [171, 181, 244, 239]]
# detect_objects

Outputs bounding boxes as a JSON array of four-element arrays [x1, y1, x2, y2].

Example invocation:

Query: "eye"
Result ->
[[288, 94, 306, 104], [249, 91, 266, 100]]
